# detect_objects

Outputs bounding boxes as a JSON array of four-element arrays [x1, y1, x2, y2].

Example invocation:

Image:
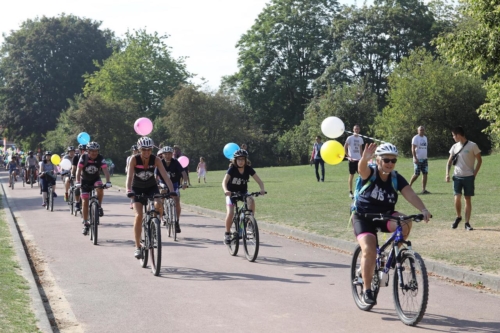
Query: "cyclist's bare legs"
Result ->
[[225, 205, 235, 232], [174, 196, 181, 220], [358, 234, 377, 291], [133, 202, 143, 248], [64, 176, 70, 196], [97, 188, 104, 205], [155, 198, 163, 218], [82, 197, 89, 220], [246, 196, 256, 215]]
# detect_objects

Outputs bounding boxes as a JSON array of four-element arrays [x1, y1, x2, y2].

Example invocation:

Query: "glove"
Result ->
[[75, 183, 81, 188], [127, 190, 135, 198], [106, 182, 112, 188]]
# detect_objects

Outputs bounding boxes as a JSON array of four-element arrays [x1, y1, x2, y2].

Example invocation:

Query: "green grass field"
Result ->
[[0, 197, 40, 332], [112, 154, 500, 275]]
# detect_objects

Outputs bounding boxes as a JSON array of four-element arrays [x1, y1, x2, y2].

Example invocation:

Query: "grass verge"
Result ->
[[0, 195, 40, 332], [112, 153, 500, 275]]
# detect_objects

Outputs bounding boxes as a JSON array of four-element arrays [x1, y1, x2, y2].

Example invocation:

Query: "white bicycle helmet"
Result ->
[[87, 141, 100, 150], [137, 136, 154, 149], [375, 143, 398, 156], [162, 146, 174, 153]]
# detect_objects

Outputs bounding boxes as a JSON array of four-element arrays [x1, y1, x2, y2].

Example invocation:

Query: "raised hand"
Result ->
[[361, 143, 377, 161]]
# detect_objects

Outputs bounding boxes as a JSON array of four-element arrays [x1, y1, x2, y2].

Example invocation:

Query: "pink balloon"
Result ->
[[178, 156, 189, 168], [134, 117, 153, 136]]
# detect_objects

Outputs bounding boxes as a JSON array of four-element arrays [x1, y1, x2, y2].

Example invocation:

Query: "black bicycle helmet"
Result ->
[[45, 151, 52, 155], [67, 146, 75, 152], [131, 145, 138, 151], [233, 149, 249, 158], [78, 144, 87, 150]]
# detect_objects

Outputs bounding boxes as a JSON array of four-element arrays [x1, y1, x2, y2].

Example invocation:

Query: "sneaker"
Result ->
[[363, 289, 377, 305], [420, 190, 431, 195], [175, 222, 181, 234], [321, 179, 324, 182], [53, 192, 58, 198], [452, 217, 462, 229], [64, 193, 68, 201], [75, 202, 81, 210], [349, 191, 354, 199], [224, 232, 231, 245], [465, 222, 474, 231], [99, 207, 104, 217], [134, 248, 142, 259], [82, 222, 89, 235], [41, 203, 46, 207]]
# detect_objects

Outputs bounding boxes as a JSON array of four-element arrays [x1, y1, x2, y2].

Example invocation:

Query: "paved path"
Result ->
[[2, 173, 500, 332]]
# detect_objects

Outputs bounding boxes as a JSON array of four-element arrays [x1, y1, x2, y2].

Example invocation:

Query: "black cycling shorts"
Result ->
[[132, 186, 160, 204], [351, 212, 398, 240]]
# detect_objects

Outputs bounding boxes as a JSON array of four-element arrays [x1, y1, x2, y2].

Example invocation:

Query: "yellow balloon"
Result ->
[[51, 154, 61, 165], [320, 140, 345, 165]]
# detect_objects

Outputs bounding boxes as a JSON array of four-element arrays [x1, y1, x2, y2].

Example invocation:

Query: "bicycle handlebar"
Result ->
[[133, 192, 176, 200], [230, 191, 267, 199], [360, 213, 431, 222]]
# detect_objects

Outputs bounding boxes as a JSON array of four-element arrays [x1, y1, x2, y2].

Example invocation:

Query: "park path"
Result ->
[[2, 172, 500, 332]]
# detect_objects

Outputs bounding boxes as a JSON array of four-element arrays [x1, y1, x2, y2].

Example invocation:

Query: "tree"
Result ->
[[435, 0, 500, 145], [44, 94, 138, 171], [222, 0, 339, 133], [279, 79, 378, 164], [317, 0, 435, 108], [0, 14, 115, 142], [374, 49, 489, 156], [161, 86, 263, 170], [83, 29, 191, 119]]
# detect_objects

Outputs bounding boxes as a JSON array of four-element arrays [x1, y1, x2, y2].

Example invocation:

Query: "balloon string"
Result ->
[[344, 131, 386, 143]]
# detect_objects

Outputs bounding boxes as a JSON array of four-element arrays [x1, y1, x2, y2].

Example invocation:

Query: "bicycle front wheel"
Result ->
[[30, 172, 34, 188], [243, 215, 259, 262], [149, 218, 162, 276], [170, 200, 177, 241], [90, 203, 99, 245], [227, 217, 239, 256], [69, 190, 74, 215], [350, 245, 379, 311], [140, 221, 149, 268], [393, 250, 429, 326], [49, 187, 54, 212]]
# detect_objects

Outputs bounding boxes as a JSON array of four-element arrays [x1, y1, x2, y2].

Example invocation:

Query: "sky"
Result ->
[[1, 0, 358, 89]]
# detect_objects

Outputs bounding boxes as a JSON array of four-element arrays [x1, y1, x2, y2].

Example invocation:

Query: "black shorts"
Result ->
[[80, 178, 103, 198], [132, 186, 160, 204], [348, 161, 359, 175], [351, 212, 396, 239]]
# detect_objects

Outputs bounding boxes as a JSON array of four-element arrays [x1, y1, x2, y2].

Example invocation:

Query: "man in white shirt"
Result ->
[[409, 126, 430, 194], [344, 125, 364, 198], [446, 126, 481, 231]]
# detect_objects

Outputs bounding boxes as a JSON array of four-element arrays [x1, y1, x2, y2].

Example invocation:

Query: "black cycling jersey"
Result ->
[[132, 154, 157, 189], [226, 165, 256, 193], [79, 154, 107, 182], [156, 158, 183, 184]]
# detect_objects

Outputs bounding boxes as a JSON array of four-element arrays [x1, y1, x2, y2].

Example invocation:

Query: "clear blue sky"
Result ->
[[1, 0, 357, 89]]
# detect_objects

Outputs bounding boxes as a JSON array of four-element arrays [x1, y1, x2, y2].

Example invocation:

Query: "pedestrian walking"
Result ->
[[446, 126, 482, 231], [197, 157, 207, 183], [344, 125, 364, 198], [310, 136, 325, 182], [409, 126, 430, 194]]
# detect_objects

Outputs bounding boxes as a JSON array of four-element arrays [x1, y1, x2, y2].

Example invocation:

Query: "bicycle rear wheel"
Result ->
[[243, 215, 259, 262], [350, 245, 379, 311], [140, 220, 149, 268], [169, 200, 177, 241], [227, 216, 239, 256], [10, 174, 14, 189], [393, 250, 429, 326], [30, 172, 34, 188], [49, 187, 54, 212], [149, 218, 162, 276], [90, 202, 99, 245], [69, 190, 74, 215]]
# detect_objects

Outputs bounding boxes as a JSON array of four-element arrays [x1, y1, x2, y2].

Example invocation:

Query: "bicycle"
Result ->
[[82, 183, 109, 246], [226, 192, 266, 262], [350, 213, 429, 326], [27, 166, 36, 188], [136, 192, 172, 276], [67, 175, 77, 216], [43, 172, 58, 212], [9, 171, 15, 189], [19, 167, 25, 187], [159, 183, 178, 241]]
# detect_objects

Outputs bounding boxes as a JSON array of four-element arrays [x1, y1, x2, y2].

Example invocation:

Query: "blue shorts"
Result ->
[[453, 175, 475, 196], [413, 159, 428, 176], [159, 181, 180, 197]]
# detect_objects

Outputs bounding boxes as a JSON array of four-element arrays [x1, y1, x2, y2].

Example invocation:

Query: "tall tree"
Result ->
[[0, 14, 115, 142], [222, 0, 339, 133], [374, 49, 489, 156], [83, 29, 191, 119], [317, 0, 435, 107]]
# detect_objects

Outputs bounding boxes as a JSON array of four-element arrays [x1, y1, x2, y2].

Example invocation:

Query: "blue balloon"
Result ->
[[77, 132, 90, 145], [223, 143, 240, 159]]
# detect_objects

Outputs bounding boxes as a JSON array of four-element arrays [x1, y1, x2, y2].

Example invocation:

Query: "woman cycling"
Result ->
[[39, 151, 58, 206], [7, 156, 19, 186], [126, 137, 175, 259], [352, 143, 431, 305]]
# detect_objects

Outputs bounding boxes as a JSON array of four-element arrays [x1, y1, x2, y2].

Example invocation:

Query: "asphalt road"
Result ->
[[2, 173, 500, 332]]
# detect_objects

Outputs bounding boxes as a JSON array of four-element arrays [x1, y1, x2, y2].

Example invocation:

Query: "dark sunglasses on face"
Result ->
[[141, 148, 152, 152], [382, 158, 397, 164]]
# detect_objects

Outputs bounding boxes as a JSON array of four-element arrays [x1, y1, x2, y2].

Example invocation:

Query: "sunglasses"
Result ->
[[141, 148, 152, 152], [382, 158, 398, 164]]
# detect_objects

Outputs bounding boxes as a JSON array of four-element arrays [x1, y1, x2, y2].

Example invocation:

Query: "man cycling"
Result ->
[[351, 143, 431, 305], [63, 146, 76, 201], [26, 151, 38, 184], [75, 142, 111, 236], [72, 144, 86, 211], [157, 146, 187, 233], [126, 137, 175, 259]]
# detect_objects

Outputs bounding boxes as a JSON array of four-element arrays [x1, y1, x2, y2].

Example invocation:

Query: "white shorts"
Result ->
[[198, 169, 206, 177]]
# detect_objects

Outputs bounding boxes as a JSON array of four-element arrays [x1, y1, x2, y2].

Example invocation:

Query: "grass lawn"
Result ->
[[0, 197, 40, 332], [111, 153, 500, 275]]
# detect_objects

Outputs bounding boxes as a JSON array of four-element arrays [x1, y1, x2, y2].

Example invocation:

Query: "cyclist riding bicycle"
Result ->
[[351, 142, 431, 305], [126, 137, 175, 259], [72, 144, 87, 211], [39, 151, 58, 206], [26, 151, 38, 184], [156, 146, 187, 233], [126, 145, 139, 209], [63, 146, 76, 201], [222, 149, 265, 245], [7, 156, 19, 186], [75, 142, 111, 235]]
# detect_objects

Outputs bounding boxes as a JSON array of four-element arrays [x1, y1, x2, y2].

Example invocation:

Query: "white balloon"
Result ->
[[321, 116, 345, 139], [60, 158, 72, 170]]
